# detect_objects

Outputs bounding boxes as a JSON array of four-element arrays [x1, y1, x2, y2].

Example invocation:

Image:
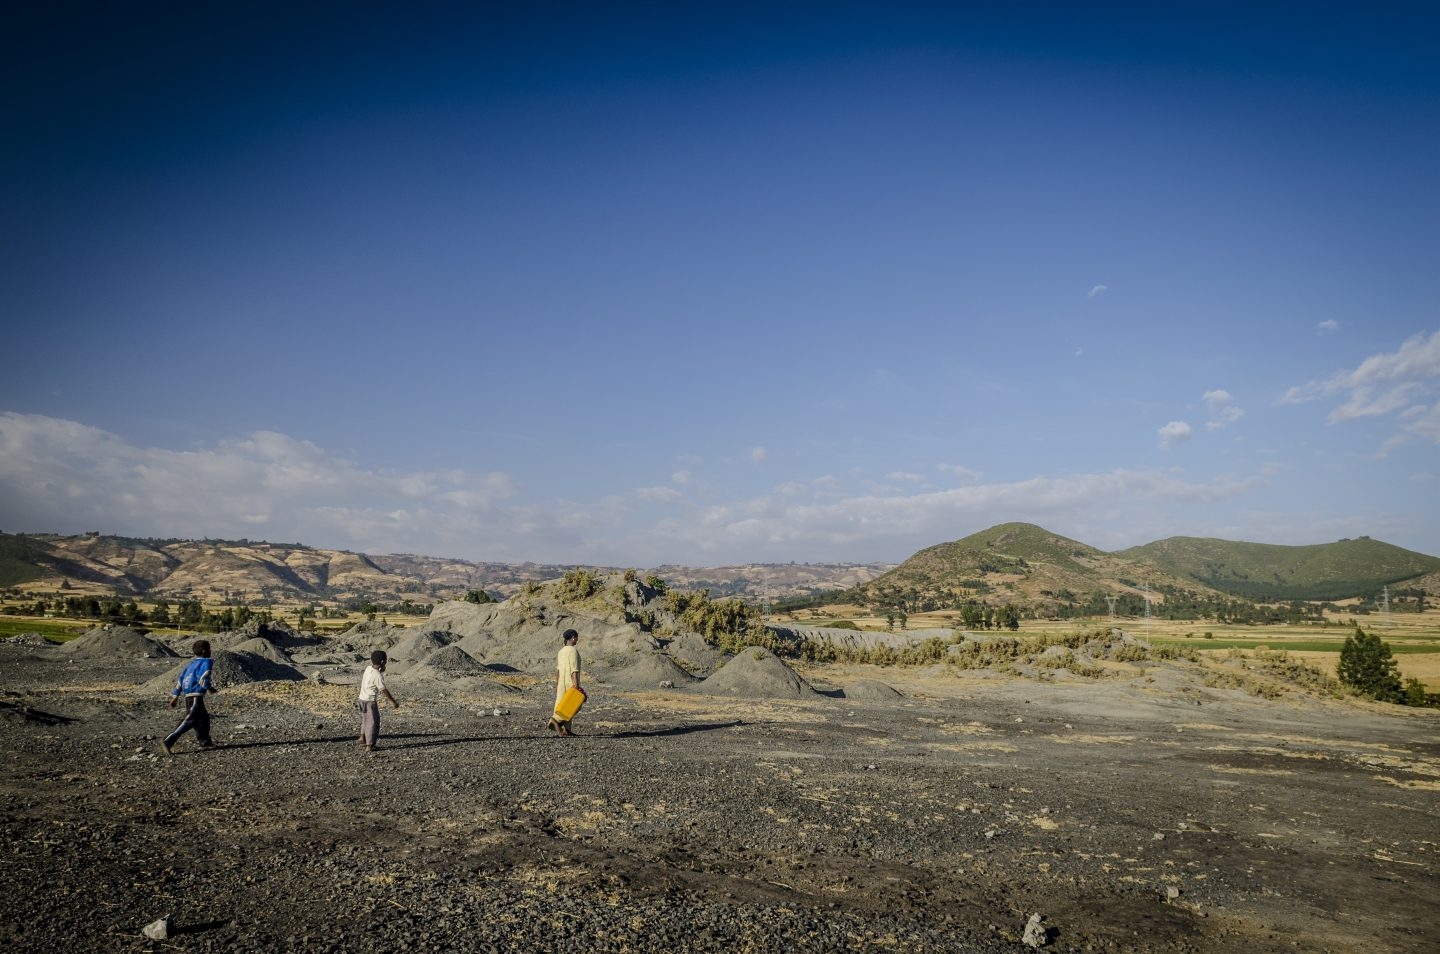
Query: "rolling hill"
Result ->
[[850, 522, 1224, 614], [0, 533, 890, 604], [1116, 536, 1440, 601], [848, 523, 1440, 613], [4, 525, 1437, 610]]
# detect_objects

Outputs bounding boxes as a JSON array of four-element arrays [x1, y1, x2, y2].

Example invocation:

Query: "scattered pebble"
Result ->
[[1022, 912, 1047, 948], [142, 916, 170, 941]]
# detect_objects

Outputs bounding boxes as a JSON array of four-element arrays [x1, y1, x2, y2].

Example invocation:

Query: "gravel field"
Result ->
[[3, 640, 1438, 953]]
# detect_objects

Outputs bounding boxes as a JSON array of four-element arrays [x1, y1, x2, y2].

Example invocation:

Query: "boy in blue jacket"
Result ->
[[162, 640, 217, 754]]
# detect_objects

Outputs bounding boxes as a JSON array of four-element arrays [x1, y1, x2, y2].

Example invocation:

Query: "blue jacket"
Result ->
[[173, 657, 215, 697]]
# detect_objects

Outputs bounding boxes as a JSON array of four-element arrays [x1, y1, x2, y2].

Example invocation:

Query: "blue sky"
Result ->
[[3, 3, 1438, 566]]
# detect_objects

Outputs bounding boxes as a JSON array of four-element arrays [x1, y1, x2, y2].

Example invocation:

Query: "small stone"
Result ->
[[142, 916, 170, 941], [1022, 912, 1047, 948], [1154, 832, 1166, 841], [1166, 886, 1181, 900]]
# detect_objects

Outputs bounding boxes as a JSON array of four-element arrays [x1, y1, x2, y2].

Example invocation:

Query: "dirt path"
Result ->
[[3, 647, 1438, 952]]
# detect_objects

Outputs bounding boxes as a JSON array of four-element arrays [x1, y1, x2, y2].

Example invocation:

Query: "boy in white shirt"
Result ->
[[357, 650, 400, 752]]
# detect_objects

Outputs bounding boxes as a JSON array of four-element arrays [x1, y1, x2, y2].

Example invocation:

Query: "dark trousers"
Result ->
[[165, 695, 212, 748], [359, 700, 381, 746]]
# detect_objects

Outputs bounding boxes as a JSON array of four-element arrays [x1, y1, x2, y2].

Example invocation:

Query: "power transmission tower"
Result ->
[[1105, 595, 1118, 626], [1143, 582, 1152, 640]]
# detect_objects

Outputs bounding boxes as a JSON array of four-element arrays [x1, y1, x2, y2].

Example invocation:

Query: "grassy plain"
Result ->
[[774, 605, 1440, 689]]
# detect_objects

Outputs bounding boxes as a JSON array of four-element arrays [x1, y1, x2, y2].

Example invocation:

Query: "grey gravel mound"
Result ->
[[137, 650, 307, 695], [398, 645, 493, 680], [605, 652, 701, 689], [60, 626, 178, 659], [693, 647, 818, 699], [841, 678, 905, 701], [327, 620, 405, 654], [387, 628, 456, 665], [228, 637, 291, 664]]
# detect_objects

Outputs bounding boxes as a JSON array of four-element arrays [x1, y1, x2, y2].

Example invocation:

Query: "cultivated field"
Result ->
[[774, 607, 1440, 690]]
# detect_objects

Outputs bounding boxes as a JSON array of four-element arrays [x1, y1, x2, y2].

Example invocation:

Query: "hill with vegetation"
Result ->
[[849, 522, 1223, 617], [1117, 536, 1440, 601]]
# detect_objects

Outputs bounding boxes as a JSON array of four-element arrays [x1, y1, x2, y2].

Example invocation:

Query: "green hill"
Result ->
[[1117, 536, 1440, 600], [853, 522, 1213, 613], [0, 533, 55, 587]]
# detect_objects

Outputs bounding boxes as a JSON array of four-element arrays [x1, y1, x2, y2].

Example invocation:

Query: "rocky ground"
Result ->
[[2, 640, 1438, 953]]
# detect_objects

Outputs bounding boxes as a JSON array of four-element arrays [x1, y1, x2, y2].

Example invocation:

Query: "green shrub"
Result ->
[[1337, 625, 1403, 703], [556, 569, 602, 602]]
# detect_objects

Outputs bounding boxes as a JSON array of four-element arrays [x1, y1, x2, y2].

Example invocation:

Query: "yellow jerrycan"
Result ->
[[554, 686, 587, 722]]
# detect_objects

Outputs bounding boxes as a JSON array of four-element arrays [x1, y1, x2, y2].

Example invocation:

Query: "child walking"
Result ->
[[162, 639, 217, 754], [357, 650, 400, 751]]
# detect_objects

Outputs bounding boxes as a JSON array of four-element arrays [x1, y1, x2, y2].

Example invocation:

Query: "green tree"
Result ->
[[1337, 625, 1403, 702]]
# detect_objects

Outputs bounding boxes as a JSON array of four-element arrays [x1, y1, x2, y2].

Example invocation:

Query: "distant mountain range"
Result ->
[[2, 524, 1436, 608], [0, 532, 890, 604]]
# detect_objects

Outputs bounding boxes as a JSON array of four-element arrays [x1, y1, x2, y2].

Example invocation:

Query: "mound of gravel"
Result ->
[[692, 647, 818, 699], [327, 620, 404, 654], [605, 652, 701, 690], [61, 626, 178, 659], [400, 645, 493, 680], [137, 650, 307, 695], [842, 678, 905, 702], [387, 628, 456, 664], [229, 637, 291, 664]]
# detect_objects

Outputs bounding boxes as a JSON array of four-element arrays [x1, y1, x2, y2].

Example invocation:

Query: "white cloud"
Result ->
[[628, 468, 1264, 562], [1202, 389, 1245, 429], [1317, 319, 1340, 334], [1158, 421, 1193, 449], [636, 486, 683, 504], [938, 463, 982, 483], [1330, 384, 1423, 423], [0, 412, 523, 558], [1282, 329, 1440, 444], [671, 470, 692, 485], [0, 411, 1293, 567], [1350, 330, 1440, 385], [750, 446, 768, 463], [885, 472, 925, 483], [1403, 402, 1440, 443], [1087, 284, 1109, 299]]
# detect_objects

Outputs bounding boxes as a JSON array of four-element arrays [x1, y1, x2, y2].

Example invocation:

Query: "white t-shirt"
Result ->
[[358, 664, 387, 703]]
